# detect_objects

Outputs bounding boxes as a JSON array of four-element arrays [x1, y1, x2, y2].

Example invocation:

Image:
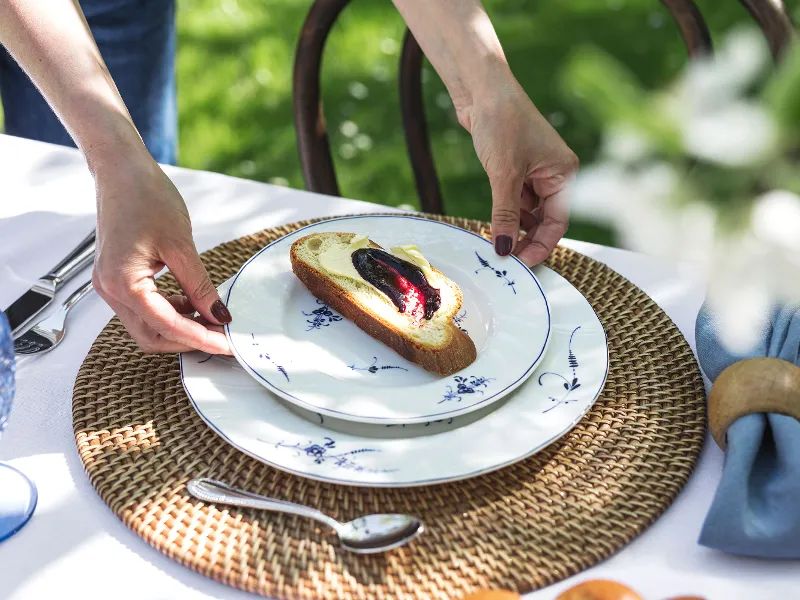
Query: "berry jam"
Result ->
[[351, 248, 441, 321]]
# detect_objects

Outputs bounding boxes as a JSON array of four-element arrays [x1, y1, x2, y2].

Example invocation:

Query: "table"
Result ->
[[1, 133, 797, 600]]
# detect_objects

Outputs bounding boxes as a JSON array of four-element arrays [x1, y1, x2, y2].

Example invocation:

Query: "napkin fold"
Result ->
[[695, 302, 800, 558]]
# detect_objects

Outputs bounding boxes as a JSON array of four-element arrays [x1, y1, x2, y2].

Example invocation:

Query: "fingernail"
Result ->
[[211, 299, 232, 324], [495, 235, 513, 257]]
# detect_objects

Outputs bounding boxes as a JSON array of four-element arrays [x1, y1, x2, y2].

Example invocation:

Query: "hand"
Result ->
[[91, 155, 232, 354], [458, 75, 578, 267]]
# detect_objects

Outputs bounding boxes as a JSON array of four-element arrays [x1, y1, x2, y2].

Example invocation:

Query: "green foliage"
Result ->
[[173, 0, 771, 247], [764, 41, 800, 143], [560, 46, 683, 155], [3, 0, 794, 246]]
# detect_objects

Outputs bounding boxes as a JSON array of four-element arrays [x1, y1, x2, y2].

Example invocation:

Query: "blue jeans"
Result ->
[[0, 0, 177, 165]]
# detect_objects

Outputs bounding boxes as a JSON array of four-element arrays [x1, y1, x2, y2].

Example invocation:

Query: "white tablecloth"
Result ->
[[0, 134, 797, 600]]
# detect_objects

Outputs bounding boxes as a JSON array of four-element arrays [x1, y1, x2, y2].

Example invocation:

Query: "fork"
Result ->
[[14, 280, 94, 355]]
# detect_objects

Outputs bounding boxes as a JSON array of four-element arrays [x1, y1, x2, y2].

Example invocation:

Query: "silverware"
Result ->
[[13, 280, 94, 355], [187, 478, 424, 554], [6, 230, 95, 337]]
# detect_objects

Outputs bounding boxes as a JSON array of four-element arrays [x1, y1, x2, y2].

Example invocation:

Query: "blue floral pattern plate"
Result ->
[[223, 216, 551, 425], [182, 265, 607, 487]]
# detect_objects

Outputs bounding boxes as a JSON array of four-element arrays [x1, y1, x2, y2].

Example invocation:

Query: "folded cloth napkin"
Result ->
[[695, 302, 800, 558]]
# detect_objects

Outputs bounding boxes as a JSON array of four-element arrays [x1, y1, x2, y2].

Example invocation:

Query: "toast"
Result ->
[[290, 232, 477, 375]]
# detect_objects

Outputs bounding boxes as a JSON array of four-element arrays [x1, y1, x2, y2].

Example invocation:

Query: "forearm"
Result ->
[[0, 0, 148, 174], [392, 0, 515, 125]]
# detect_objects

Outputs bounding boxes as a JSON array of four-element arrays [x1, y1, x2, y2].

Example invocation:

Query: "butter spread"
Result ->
[[318, 234, 370, 282], [318, 235, 435, 285], [389, 244, 436, 281]]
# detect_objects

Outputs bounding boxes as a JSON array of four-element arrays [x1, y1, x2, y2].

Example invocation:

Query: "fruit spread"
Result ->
[[351, 248, 441, 321]]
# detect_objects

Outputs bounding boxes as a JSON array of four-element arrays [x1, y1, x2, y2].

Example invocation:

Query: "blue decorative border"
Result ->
[[222, 214, 552, 423], [179, 319, 609, 487]]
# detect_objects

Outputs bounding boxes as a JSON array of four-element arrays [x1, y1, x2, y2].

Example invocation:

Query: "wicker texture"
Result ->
[[73, 215, 706, 600]]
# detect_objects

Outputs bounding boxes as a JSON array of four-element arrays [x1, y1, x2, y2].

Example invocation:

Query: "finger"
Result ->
[[520, 208, 540, 233], [105, 296, 197, 353], [516, 187, 570, 267], [513, 237, 532, 259], [520, 182, 538, 214], [191, 312, 227, 334], [530, 152, 579, 201], [126, 281, 231, 354], [165, 294, 196, 315], [165, 244, 231, 326], [489, 169, 525, 258]]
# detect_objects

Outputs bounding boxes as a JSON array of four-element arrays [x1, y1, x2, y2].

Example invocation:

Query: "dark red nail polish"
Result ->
[[495, 235, 513, 257], [211, 299, 232, 324]]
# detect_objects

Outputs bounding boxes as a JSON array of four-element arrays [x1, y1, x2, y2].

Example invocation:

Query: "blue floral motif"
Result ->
[[453, 310, 468, 335], [251, 333, 290, 382], [266, 436, 398, 473], [349, 357, 408, 374], [474, 252, 516, 294], [303, 299, 343, 331], [440, 375, 495, 404], [539, 326, 582, 413]]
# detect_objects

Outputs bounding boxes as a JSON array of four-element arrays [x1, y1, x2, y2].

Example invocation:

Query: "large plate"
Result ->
[[223, 215, 551, 425], [183, 266, 607, 487]]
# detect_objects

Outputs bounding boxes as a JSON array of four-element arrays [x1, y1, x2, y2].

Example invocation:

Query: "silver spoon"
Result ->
[[186, 478, 424, 554]]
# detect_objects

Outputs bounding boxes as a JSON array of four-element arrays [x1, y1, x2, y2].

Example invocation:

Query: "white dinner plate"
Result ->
[[182, 265, 607, 487], [223, 215, 551, 425]]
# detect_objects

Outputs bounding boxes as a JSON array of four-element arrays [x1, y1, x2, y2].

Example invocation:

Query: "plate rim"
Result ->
[[223, 214, 552, 424]]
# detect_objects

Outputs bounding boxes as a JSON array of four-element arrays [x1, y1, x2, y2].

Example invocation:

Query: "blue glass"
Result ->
[[0, 311, 37, 542]]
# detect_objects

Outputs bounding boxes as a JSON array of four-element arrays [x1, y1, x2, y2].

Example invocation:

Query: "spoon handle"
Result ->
[[187, 478, 340, 532]]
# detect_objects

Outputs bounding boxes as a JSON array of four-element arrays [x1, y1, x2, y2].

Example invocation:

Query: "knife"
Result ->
[[5, 230, 96, 337]]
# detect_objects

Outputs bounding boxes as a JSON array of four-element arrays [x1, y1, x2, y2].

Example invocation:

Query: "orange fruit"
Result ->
[[556, 579, 643, 600]]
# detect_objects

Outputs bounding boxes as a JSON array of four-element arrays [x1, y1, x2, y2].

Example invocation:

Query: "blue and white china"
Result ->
[[223, 216, 552, 425], [183, 265, 607, 487], [0, 311, 38, 542]]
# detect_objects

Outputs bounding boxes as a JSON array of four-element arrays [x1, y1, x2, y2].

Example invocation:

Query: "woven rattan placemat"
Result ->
[[73, 214, 706, 600]]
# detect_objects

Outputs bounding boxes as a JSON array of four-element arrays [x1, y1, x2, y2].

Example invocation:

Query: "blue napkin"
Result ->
[[695, 302, 800, 558]]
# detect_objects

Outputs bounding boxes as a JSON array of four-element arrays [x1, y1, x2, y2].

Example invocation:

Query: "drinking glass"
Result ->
[[0, 311, 37, 541]]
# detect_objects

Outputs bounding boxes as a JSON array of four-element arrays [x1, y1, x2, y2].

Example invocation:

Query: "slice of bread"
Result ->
[[290, 232, 477, 375]]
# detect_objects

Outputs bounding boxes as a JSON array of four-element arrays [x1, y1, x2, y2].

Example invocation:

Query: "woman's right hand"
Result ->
[[91, 153, 232, 355]]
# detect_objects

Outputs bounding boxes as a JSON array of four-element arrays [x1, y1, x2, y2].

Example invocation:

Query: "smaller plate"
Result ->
[[183, 266, 608, 487], [224, 215, 551, 425]]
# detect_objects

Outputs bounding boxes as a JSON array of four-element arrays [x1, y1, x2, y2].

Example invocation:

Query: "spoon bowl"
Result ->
[[337, 513, 424, 553], [187, 478, 423, 554]]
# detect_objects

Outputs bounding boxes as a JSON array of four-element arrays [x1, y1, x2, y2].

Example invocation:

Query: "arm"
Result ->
[[391, 0, 509, 125], [0, 0, 230, 354], [393, 0, 578, 265], [0, 0, 140, 171]]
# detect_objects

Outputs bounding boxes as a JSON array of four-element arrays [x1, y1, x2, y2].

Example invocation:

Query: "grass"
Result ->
[[5, 0, 797, 245]]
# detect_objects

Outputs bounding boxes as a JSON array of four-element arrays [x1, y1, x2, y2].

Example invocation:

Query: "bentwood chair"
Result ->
[[293, 0, 794, 216]]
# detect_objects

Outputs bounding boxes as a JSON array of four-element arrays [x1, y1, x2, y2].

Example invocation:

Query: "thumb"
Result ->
[[167, 246, 231, 326], [490, 170, 525, 257]]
